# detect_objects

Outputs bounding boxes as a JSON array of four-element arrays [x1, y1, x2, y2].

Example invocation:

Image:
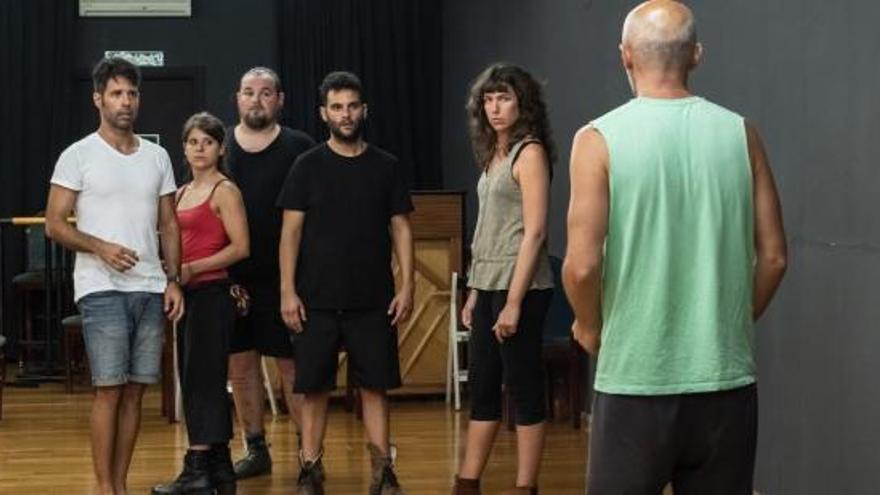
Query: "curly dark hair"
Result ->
[[466, 63, 556, 173]]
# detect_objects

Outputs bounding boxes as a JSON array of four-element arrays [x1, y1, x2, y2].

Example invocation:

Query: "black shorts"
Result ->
[[292, 308, 402, 393], [229, 281, 294, 358], [587, 384, 758, 495]]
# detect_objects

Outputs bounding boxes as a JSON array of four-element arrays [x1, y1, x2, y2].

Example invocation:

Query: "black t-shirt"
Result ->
[[227, 126, 315, 285], [276, 143, 414, 310]]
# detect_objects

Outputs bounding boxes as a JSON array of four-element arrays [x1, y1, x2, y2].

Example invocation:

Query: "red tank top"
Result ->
[[176, 180, 231, 285]]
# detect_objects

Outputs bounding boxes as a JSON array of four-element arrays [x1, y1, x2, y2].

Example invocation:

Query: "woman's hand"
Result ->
[[461, 289, 478, 330], [493, 302, 521, 342]]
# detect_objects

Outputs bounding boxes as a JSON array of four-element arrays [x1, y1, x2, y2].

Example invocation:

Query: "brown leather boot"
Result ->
[[451, 475, 481, 494], [367, 443, 405, 495]]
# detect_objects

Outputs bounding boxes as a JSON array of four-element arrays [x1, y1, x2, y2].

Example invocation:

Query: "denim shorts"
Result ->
[[77, 290, 165, 386]]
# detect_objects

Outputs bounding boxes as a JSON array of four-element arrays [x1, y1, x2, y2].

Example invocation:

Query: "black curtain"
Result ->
[[277, 0, 443, 189], [0, 1, 76, 217], [0, 1, 75, 351]]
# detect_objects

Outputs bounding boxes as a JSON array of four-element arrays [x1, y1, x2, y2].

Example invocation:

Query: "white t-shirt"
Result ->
[[50, 132, 178, 301]]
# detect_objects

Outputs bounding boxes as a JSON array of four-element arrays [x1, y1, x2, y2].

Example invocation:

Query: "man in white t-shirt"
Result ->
[[45, 57, 184, 495]]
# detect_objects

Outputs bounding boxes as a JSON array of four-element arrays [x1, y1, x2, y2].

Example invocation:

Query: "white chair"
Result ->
[[446, 272, 470, 411]]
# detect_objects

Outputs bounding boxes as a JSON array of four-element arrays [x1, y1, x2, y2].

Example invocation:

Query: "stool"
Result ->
[[13, 271, 47, 370], [62, 314, 87, 393], [12, 224, 50, 371]]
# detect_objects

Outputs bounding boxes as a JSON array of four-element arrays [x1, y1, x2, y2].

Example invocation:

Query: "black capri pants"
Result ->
[[468, 289, 551, 426], [177, 279, 235, 445]]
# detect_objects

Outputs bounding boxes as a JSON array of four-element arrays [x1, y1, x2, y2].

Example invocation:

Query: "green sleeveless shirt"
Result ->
[[592, 96, 756, 395]]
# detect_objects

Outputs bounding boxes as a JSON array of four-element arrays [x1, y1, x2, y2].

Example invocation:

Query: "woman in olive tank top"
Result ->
[[452, 64, 556, 495]]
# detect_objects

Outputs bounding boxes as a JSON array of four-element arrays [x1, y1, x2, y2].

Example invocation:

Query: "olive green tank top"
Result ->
[[467, 139, 553, 291]]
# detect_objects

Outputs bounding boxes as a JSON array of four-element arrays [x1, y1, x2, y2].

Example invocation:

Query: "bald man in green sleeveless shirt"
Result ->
[[563, 1, 787, 493]]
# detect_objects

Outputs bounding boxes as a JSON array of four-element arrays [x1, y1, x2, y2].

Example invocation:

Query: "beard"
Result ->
[[242, 108, 276, 130], [327, 118, 363, 143], [106, 109, 136, 131]]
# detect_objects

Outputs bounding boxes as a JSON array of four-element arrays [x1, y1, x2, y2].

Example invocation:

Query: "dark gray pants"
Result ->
[[178, 280, 235, 445], [587, 384, 757, 495]]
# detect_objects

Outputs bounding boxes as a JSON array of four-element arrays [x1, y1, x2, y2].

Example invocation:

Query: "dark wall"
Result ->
[[442, 1, 880, 494], [442, 0, 625, 256], [76, 0, 277, 131]]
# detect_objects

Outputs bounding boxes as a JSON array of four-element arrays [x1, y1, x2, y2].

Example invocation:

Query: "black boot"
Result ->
[[209, 444, 237, 495], [233, 433, 272, 479], [151, 449, 213, 495], [297, 432, 326, 481], [296, 450, 325, 495]]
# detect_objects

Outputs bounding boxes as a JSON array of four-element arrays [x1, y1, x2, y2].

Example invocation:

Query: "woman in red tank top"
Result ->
[[153, 112, 249, 495]]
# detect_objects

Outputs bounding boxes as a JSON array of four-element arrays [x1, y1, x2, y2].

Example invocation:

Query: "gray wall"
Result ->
[[442, 1, 880, 493], [76, 0, 278, 125], [442, 0, 625, 255]]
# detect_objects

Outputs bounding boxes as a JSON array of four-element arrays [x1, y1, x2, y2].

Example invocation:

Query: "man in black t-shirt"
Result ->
[[278, 71, 413, 494], [226, 67, 315, 479]]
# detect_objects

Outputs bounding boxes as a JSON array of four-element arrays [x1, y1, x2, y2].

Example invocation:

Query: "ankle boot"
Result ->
[[233, 433, 272, 479], [297, 433, 327, 481], [367, 443, 405, 495], [208, 444, 237, 495], [451, 475, 481, 495], [296, 450, 325, 495], [151, 449, 213, 494]]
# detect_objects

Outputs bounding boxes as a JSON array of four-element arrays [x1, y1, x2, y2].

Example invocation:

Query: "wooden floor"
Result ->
[[0, 379, 588, 494]]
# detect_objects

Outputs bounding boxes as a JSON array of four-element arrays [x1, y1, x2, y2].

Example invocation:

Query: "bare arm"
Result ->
[[279, 209, 307, 331], [45, 184, 139, 271], [181, 182, 250, 283], [158, 194, 182, 279], [506, 144, 551, 307], [492, 143, 551, 340], [747, 122, 787, 319], [158, 194, 184, 320], [389, 213, 415, 325], [562, 126, 609, 355]]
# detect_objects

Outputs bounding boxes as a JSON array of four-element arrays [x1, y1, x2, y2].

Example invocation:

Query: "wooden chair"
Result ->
[[541, 256, 585, 429]]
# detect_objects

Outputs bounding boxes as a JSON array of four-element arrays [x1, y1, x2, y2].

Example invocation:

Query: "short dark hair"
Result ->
[[92, 57, 141, 94], [319, 71, 364, 105], [181, 111, 232, 180]]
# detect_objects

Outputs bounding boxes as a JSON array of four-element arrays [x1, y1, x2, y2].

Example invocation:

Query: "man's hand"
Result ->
[[388, 288, 414, 327], [281, 290, 307, 333], [572, 320, 600, 356], [460, 289, 477, 330], [97, 240, 139, 272], [164, 282, 185, 322], [493, 302, 521, 342]]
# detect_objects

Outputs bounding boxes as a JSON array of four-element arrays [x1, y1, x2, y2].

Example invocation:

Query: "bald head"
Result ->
[[622, 1, 698, 71]]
